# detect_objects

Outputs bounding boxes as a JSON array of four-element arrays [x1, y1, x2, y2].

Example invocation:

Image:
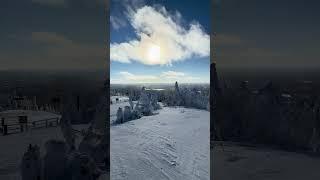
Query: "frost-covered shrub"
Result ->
[[131, 109, 142, 120], [134, 87, 160, 116], [129, 97, 134, 110], [116, 107, 123, 124], [21, 144, 41, 180], [67, 152, 101, 180], [123, 106, 132, 122], [43, 140, 68, 180]]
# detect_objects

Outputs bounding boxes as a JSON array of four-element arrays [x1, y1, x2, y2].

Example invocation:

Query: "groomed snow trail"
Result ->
[[111, 107, 210, 180]]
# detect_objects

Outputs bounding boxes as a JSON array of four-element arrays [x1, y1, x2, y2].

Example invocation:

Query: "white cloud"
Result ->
[[110, 16, 127, 30], [111, 71, 205, 84], [160, 71, 185, 79], [119, 71, 158, 82], [110, 5, 210, 65]]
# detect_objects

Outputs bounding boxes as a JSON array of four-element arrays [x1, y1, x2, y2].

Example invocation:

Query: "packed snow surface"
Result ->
[[213, 142, 320, 180], [111, 105, 210, 180]]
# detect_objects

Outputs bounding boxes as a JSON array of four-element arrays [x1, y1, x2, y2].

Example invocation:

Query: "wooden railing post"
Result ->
[[1, 118, 4, 127], [3, 125, 7, 135], [1, 118, 4, 135]]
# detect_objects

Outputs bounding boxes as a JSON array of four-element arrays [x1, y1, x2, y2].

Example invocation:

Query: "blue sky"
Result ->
[[110, 0, 210, 84]]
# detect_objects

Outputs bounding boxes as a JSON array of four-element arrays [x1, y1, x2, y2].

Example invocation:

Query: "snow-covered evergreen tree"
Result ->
[[123, 106, 132, 122], [129, 96, 134, 110], [21, 144, 41, 180], [116, 107, 123, 124], [43, 140, 68, 180]]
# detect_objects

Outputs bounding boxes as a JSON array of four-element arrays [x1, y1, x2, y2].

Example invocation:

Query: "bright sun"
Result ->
[[147, 44, 161, 63]]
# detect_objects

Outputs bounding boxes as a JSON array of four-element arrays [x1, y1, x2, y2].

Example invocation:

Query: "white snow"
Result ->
[[110, 101, 130, 124], [0, 124, 107, 180], [0, 127, 64, 180], [111, 106, 210, 180], [110, 99, 138, 124], [213, 142, 320, 180], [111, 96, 129, 103]]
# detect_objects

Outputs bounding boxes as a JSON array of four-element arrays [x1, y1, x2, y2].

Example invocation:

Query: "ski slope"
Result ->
[[111, 106, 210, 180]]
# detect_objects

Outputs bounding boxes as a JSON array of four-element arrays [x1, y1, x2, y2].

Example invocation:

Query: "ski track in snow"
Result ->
[[111, 106, 210, 180]]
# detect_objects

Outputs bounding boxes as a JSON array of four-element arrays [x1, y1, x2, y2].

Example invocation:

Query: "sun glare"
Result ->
[[147, 44, 161, 63]]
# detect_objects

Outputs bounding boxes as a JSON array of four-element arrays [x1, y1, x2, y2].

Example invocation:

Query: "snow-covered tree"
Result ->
[[129, 96, 134, 110], [43, 140, 68, 180], [116, 107, 123, 124], [21, 144, 41, 180], [123, 106, 132, 122], [60, 106, 76, 152]]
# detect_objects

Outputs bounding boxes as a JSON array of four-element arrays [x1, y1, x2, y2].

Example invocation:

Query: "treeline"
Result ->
[[214, 81, 320, 152]]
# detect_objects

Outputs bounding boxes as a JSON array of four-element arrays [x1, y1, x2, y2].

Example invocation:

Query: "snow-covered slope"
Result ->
[[0, 124, 107, 180], [111, 107, 210, 180], [213, 142, 320, 180], [0, 127, 64, 180]]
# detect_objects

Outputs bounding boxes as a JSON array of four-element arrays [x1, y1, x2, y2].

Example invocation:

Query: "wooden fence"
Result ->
[[1, 117, 60, 135]]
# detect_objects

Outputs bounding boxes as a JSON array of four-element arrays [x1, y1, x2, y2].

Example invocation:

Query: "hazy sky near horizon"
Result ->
[[0, 0, 107, 72], [214, 0, 320, 70], [110, 0, 210, 84]]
